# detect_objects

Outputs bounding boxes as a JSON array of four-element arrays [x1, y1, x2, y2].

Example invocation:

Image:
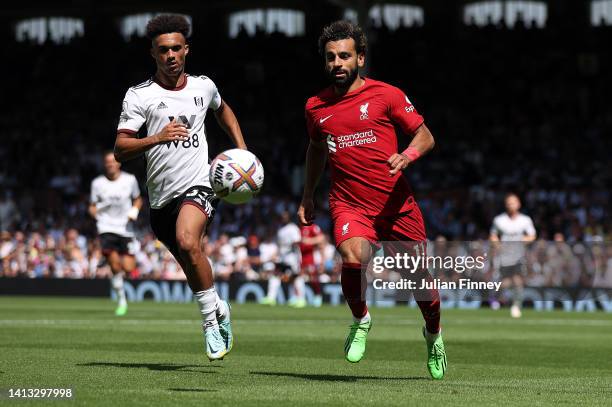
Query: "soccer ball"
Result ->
[[209, 149, 264, 204]]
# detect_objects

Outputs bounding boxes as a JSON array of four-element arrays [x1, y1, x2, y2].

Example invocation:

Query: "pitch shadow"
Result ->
[[251, 371, 427, 382], [168, 388, 217, 393], [78, 362, 221, 373]]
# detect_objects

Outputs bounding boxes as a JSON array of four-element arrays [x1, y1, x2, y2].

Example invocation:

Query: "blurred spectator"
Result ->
[[0, 192, 19, 231]]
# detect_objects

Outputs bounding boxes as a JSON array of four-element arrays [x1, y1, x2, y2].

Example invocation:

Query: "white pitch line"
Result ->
[[0, 319, 196, 325]]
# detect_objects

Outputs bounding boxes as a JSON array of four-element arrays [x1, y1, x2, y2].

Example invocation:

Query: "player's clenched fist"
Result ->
[[298, 199, 315, 226], [387, 153, 411, 175], [155, 119, 189, 143]]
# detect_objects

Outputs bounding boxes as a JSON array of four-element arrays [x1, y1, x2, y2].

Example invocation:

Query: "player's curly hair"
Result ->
[[318, 20, 367, 56], [146, 14, 191, 41]]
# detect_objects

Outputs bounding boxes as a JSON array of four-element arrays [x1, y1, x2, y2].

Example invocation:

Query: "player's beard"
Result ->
[[329, 66, 358, 90]]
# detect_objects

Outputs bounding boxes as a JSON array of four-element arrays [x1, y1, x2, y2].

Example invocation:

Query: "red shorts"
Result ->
[[331, 204, 426, 247], [301, 253, 315, 267]]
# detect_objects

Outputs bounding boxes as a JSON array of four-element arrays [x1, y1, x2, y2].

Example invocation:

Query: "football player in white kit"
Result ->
[[490, 193, 537, 318], [89, 151, 142, 316], [113, 15, 246, 361], [261, 211, 304, 307]]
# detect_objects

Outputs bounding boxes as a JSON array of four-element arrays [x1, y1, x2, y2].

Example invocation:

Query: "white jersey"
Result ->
[[117, 74, 222, 208], [90, 172, 140, 237], [277, 222, 301, 271], [490, 212, 536, 266], [259, 241, 279, 263]]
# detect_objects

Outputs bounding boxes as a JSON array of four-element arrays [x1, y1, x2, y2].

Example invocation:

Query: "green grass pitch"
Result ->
[[1, 296, 611, 406]]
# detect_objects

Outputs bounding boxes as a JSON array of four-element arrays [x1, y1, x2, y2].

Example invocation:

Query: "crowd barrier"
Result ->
[[1, 278, 610, 312]]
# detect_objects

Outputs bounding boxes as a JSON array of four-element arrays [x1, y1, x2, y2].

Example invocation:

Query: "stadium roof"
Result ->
[[0, 1, 480, 19], [1, 0, 594, 30]]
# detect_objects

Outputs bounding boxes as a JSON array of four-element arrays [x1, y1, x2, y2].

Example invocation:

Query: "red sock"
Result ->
[[415, 272, 441, 334], [341, 263, 368, 319], [386, 241, 441, 334], [309, 268, 322, 295]]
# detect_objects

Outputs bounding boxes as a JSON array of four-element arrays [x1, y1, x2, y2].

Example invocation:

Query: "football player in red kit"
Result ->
[[298, 21, 447, 379], [300, 223, 325, 307]]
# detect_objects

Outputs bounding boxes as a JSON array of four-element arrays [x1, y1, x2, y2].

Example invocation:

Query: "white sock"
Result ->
[[267, 276, 281, 300], [215, 292, 228, 320], [353, 311, 371, 325], [294, 276, 306, 300], [195, 287, 218, 329], [111, 272, 126, 307]]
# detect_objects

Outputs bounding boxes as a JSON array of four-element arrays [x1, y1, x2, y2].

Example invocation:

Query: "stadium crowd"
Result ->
[[1, 226, 611, 288], [1, 13, 610, 285]]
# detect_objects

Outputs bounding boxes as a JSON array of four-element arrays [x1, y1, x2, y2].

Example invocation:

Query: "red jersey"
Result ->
[[305, 78, 424, 217], [300, 224, 322, 267]]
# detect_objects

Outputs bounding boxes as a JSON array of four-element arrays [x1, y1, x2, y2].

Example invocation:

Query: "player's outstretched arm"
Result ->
[[214, 100, 247, 150], [298, 139, 328, 226], [114, 120, 189, 162], [388, 124, 435, 175]]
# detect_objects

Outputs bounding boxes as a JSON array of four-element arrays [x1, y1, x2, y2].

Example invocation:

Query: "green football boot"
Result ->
[[289, 298, 307, 308], [423, 327, 447, 380], [259, 296, 277, 306], [344, 319, 372, 363], [114, 304, 127, 316]]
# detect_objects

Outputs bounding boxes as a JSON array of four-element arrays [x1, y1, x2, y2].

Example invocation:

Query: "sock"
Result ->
[[512, 286, 524, 308], [267, 275, 281, 300], [354, 311, 371, 324], [309, 269, 322, 295], [195, 287, 218, 329], [424, 326, 441, 342], [341, 263, 368, 320], [386, 241, 441, 334], [414, 272, 441, 335], [215, 292, 228, 320], [294, 276, 306, 300], [111, 272, 126, 307]]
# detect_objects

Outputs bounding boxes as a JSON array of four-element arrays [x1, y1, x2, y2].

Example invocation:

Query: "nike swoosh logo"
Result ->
[[320, 114, 333, 123]]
